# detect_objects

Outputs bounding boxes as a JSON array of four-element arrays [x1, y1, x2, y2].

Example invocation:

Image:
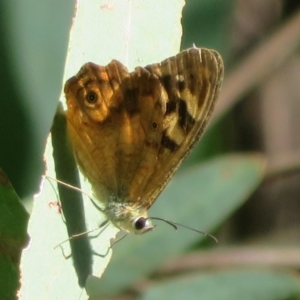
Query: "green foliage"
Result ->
[[143, 270, 300, 300], [94, 154, 266, 298], [0, 170, 29, 300]]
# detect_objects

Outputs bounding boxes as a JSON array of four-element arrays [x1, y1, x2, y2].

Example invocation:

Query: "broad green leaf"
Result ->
[[0, 1, 76, 197], [60, 0, 185, 93], [94, 154, 266, 297], [0, 169, 29, 300], [142, 270, 300, 300], [21, 1, 184, 299]]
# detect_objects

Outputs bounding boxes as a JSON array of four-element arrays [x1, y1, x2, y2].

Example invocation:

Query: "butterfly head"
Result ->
[[105, 200, 154, 234]]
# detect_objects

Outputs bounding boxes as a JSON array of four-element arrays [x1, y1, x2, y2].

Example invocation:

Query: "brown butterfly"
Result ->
[[64, 47, 224, 234]]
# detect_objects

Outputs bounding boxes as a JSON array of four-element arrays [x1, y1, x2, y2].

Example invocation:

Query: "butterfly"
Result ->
[[64, 47, 224, 235]]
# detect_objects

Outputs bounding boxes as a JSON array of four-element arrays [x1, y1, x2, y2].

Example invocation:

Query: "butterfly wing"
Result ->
[[65, 48, 223, 209], [65, 59, 166, 204], [138, 48, 224, 208]]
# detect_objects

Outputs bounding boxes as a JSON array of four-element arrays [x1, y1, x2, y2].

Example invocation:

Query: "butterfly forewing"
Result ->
[[65, 60, 166, 204]]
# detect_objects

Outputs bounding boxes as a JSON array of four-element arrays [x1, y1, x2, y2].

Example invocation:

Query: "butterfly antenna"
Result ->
[[148, 217, 178, 230], [149, 217, 218, 243]]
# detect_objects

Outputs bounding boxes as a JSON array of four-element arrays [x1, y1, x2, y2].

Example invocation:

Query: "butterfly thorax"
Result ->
[[104, 199, 154, 234]]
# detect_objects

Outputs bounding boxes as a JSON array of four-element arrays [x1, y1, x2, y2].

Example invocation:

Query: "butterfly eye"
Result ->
[[132, 217, 154, 234], [86, 91, 98, 104], [134, 217, 147, 230]]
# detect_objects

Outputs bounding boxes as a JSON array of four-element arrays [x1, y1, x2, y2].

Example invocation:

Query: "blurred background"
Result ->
[[181, 0, 300, 246], [1, 0, 300, 299]]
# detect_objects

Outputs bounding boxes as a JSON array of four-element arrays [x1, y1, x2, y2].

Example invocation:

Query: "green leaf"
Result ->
[[61, 0, 185, 92], [0, 169, 29, 300], [181, 0, 234, 58], [142, 270, 300, 300], [20, 1, 185, 299], [0, 1, 76, 197], [94, 154, 266, 297]]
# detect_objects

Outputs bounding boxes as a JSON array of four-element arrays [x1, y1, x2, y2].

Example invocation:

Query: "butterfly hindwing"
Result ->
[[141, 48, 224, 208]]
